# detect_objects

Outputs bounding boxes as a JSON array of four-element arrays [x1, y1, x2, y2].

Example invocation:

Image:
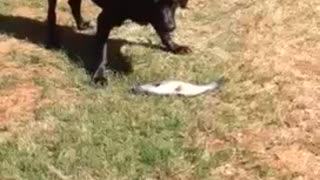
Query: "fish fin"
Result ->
[[150, 80, 165, 87], [153, 82, 162, 87], [174, 85, 182, 92]]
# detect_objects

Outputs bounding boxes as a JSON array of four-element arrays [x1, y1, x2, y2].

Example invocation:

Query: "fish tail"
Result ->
[[216, 76, 226, 86], [210, 76, 226, 90]]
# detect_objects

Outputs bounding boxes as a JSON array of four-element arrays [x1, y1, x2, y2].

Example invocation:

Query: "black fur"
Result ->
[[46, 0, 92, 48], [47, 0, 191, 85]]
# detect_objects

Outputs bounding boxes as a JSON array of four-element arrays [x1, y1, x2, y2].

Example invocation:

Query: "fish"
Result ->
[[130, 77, 225, 96]]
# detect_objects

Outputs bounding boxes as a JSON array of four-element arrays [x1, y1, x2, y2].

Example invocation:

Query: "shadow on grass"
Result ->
[[0, 14, 163, 75]]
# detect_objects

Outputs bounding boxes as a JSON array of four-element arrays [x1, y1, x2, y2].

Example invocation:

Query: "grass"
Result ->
[[2, 0, 319, 179], [0, 1, 235, 178], [0, 75, 18, 89]]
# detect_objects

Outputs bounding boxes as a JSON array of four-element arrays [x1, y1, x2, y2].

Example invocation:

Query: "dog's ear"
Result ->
[[178, 0, 188, 8]]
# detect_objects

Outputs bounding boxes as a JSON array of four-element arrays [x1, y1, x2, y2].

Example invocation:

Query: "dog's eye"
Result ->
[[173, 2, 178, 8], [158, 0, 174, 6], [178, 0, 188, 8]]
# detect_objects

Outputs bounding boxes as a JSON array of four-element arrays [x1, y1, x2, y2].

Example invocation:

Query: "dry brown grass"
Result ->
[[192, 0, 320, 179], [1, 0, 320, 179], [0, 36, 79, 127]]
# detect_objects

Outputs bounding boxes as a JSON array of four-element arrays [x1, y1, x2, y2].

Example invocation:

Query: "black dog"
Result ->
[[47, 0, 191, 85], [46, 0, 91, 48]]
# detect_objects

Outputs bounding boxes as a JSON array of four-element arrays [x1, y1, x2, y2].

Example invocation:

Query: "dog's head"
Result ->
[[153, 0, 189, 8], [177, 0, 189, 8], [152, 0, 189, 33]]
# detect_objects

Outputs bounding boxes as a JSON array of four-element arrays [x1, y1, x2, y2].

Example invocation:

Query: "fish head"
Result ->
[[130, 84, 155, 95]]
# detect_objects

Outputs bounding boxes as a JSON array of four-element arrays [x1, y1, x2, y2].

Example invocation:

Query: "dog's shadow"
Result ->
[[0, 14, 163, 75]]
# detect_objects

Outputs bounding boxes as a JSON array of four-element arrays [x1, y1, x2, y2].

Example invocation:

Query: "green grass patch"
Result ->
[[0, 0, 280, 179], [0, 75, 19, 89]]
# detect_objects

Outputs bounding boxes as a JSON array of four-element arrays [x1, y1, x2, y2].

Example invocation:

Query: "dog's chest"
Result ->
[[93, 0, 155, 23]]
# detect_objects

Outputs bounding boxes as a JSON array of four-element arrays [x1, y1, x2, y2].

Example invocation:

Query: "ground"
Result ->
[[0, 0, 320, 179]]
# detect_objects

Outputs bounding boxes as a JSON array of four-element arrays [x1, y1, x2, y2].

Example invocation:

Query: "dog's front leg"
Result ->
[[68, 0, 92, 30], [91, 10, 114, 86], [155, 29, 192, 54], [47, 0, 60, 48]]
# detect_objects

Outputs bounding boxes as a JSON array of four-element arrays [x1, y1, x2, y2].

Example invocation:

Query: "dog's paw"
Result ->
[[93, 76, 108, 87], [92, 67, 108, 87], [78, 21, 93, 30], [172, 45, 192, 54], [77, 21, 96, 35]]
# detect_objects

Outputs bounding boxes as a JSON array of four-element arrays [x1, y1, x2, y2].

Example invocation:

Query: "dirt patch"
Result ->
[[0, 82, 42, 123], [271, 145, 320, 178], [233, 128, 320, 178], [0, 38, 15, 54], [0, 37, 68, 126], [0, 38, 40, 125], [13, 6, 40, 18], [0, 59, 34, 81], [0, 37, 68, 81], [229, 0, 320, 178], [190, 0, 320, 179]]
